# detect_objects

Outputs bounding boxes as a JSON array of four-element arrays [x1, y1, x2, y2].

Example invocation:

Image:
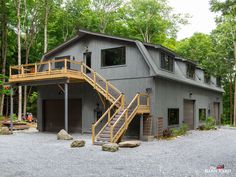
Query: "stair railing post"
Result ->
[[110, 126, 113, 143], [121, 94, 125, 109], [137, 94, 140, 107], [92, 124, 95, 144], [147, 95, 150, 106], [106, 81, 108, 99], [93, 72, 96, 89]]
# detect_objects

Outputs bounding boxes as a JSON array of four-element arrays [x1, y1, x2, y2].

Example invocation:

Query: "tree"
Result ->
[[17, 0, 22, 121], [0, 0, 8, 116], [210, 0, 236, 125], [121, 0, 188, 44]]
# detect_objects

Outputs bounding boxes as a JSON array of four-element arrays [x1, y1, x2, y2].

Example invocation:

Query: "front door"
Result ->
[[83, 52, 91, 73], [213, 102, 220, 124], [183, 100, 195, 130]]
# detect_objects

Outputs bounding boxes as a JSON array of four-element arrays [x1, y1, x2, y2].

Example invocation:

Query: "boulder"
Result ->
[[118, 140, 141, 148], [57, 129, 73, 140], [71, 140, 85, 148], [0, 127, 11, 135], [102, 143, 119, 152]]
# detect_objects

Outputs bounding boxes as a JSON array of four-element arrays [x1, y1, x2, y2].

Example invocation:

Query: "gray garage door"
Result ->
[[43, 99, 82, 133], [184, 100, 195, 130]]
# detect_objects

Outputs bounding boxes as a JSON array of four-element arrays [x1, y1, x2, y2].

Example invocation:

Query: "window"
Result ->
[[199, 109, 206, 122], [216, 76, 221, 87], [55, 55, 70, 69], [168, 108, 179, 126], [186, 63, 195, 79], [160, 52, 174, 72], [204, 73, 211, 84], [101, 47, 126, 67]]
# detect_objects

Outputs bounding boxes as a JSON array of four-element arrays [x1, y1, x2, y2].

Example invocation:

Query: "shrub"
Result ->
[[198, 117, 216, 130], [163, 128, 172, 138], [172, 124, 188, 136], [205, 117, 216, 130]]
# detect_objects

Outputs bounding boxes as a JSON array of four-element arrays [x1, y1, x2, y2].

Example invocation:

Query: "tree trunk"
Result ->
[[230, 74, 233, 126], [44, 0, 49, 53], [0, 0, 7, 116], [17, 0, 22, 121], [233, 41, 236, 126]]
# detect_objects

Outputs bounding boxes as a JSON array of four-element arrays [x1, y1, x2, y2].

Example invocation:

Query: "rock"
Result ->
[[118, 140, 141, 148], [57, 129, 73, 140], [71, 140, 85, 148], [0, 127, 11, 135], [102, 143, 119, 152]]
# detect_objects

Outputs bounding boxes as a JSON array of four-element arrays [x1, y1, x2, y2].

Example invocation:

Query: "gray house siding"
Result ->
[[155, 77, 222, 131], [37, 31, 223, 137]]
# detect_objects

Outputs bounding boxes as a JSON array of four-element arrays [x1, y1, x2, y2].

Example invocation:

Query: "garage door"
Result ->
[[184, 100, 195, 130], [43, 99, 82, 133], [213, 102, 220, 124]]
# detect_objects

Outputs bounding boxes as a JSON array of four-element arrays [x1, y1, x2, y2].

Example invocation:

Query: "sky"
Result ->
[[168, 0, 217, 40]]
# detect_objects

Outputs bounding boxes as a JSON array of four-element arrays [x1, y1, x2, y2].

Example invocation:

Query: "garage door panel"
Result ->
[[43, 99, 82, 133]]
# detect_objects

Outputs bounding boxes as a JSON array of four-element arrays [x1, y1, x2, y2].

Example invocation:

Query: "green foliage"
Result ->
[[172, 124, 188, 136], [199, 117, 216, 130], [205, 117, 216, 130], [27, 92, 38, 116]]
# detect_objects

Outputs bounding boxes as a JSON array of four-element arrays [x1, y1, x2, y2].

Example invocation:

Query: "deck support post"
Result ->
[[64, 83, 68, 132], [10, 87, 14, 133], [140, 114, 144, 140]]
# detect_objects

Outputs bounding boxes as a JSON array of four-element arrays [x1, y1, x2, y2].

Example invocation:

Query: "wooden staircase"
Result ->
[[8, 59, 150, 144]]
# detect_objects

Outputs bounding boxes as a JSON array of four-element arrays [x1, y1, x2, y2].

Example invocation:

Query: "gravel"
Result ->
[[0, 129, 236, 177]]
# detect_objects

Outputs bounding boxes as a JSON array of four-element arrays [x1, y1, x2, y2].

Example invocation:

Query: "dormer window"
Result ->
[[186, 63, 195, 79], [160, 52, 174, 72], [216, 76, 221, 87], [204, 73, 211, 84]]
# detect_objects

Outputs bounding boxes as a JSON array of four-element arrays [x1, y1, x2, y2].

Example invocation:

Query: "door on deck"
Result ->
[[213, 102, 220, 124], [43, 99, 82, 133], [183, 100, 195, 130], [83, 52, 91, 73]]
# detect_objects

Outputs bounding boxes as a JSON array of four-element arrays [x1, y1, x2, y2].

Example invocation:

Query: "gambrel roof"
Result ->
[[43, 29, 224, 93]]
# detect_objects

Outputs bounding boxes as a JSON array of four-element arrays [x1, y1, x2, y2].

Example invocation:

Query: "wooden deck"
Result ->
[[9, 59, 151, 143]]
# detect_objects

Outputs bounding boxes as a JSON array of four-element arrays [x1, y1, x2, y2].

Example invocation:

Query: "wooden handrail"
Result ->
[[92, 94, 123, 144]]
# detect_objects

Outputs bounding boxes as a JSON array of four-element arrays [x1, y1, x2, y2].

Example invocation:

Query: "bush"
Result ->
[[198, 117, 216, 130], [172, 124, 188, 136], [205, 117, 216, 130], [163, 128, 172, 138]]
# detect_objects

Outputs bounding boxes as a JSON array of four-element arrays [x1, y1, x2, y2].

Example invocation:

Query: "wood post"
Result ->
[[64, 59, 67, 73], [110, 126, 113, 142], [106, 81, 108, 99], [93, 72, 96, 88], [64, 83, 68, 132], [92, 124, 95, 144]]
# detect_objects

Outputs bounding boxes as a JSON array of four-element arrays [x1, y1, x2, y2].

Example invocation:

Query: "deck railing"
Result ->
[[110, 93, 150, 143]]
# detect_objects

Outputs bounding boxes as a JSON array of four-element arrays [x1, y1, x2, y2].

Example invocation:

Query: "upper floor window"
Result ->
[[216, 76, 221, 87], [204, 73, 211, 84], [186, 63, 195, 79], [101, 47, 126, 67], [160, 52, 174, 72]]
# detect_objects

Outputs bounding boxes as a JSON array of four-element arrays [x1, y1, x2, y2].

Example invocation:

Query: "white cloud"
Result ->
[[168, 0, 217, 40]]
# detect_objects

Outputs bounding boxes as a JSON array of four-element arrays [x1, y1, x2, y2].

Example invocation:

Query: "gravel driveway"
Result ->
[[0, 129, 235, 177]]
